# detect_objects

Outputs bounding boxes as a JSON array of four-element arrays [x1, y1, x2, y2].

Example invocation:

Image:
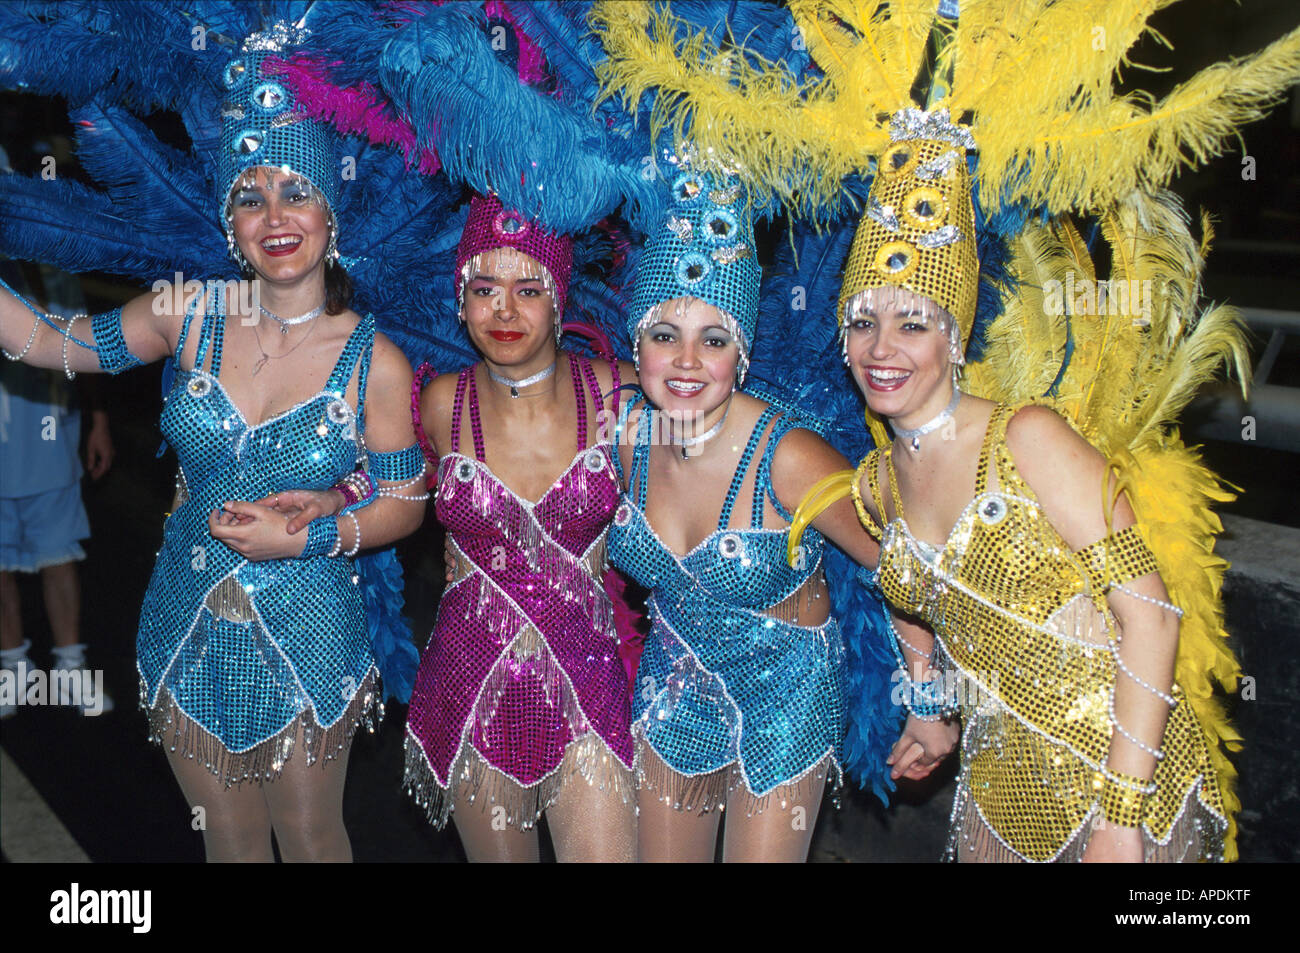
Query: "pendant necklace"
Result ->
[[488, 360, 557, 398], [894, 387, 962, 452], [251, 314, 316, 376], [259, 302, 325, 335]]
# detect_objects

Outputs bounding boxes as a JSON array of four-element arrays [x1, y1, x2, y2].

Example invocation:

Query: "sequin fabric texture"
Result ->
[[137, 293, 422, 784], [608, 398, 846, 811], [857, 403, 1229, 861], [404, 356, 633, 830]]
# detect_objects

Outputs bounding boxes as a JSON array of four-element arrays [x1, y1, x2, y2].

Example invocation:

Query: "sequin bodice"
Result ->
[[606, 396, 845, 800], [607, 402, 824, 612], [404, 356, 634, 825], [857, 403, 1226, 861], [136, 294, 392, 769]]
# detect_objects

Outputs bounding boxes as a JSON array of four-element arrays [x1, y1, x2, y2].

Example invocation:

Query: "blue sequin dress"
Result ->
[[608, 397, 845, 811], [136, 293, 417, 784]]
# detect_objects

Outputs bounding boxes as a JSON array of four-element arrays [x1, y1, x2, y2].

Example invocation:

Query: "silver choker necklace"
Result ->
[[259, 302, 325, 334], [676, 399, 732, 460], [894, 387, 962, 451], [488, 360, 556, 398]]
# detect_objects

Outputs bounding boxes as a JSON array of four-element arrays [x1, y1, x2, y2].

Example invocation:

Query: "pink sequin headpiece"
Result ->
[[455, 193, 573, 318]]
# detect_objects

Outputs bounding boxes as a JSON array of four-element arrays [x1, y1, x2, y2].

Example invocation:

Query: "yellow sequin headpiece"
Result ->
[[838, 108, 978, 356]]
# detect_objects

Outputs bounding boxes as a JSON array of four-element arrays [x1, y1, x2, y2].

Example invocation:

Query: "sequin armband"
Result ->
[[91, 308, 145, 375], [1075, 525, 1160, 594], [368, 444, 425, 482], [1093, 769, 1154, 829], [2, 275, 143, 377]]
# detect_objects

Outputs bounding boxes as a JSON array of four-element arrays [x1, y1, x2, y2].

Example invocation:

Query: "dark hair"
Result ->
[[325, 258, 353, 315]]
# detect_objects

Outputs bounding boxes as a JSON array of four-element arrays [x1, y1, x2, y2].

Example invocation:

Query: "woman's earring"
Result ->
[[227, 232, 250, 274]]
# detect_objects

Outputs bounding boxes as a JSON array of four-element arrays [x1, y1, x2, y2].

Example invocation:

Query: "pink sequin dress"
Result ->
[[404, 355, 634, 830]]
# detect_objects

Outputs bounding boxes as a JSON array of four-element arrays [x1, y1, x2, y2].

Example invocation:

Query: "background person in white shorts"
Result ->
[[0, 255, 114, 717]]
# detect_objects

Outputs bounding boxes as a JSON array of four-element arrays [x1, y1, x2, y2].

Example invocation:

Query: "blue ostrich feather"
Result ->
[[375, 4, 659, 235], [355, 547, 419, 704]]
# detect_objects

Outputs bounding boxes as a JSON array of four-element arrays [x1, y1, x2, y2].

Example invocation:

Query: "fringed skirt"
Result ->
[[633, 609, 845, 815], [138, 568, 381, 788], [403, 555, 635, 832], [145, 669, 381, 786]]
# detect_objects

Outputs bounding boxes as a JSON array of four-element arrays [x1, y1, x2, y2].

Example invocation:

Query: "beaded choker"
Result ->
[[487, 360, 556, 398], [675, 398, 732, 460], [893, 386, 961, 451], [259, 301, 325, 334]]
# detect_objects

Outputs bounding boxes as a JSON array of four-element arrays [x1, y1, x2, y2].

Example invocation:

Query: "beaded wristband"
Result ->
[[300, 517, 339, 558], [1094, 769, 1153, 828], [332, 470, 375, 509], [905, 672, 948, 721]]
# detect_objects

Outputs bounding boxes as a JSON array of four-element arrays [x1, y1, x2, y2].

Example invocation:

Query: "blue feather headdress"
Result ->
[[0, 0, 478, 701]]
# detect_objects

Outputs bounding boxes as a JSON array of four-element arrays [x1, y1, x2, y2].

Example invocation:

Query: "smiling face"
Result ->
[[844, 285, 958, 426], [461, 247, 558, 367], [636, 297, 740, 415], [226, 167, 332, 280]]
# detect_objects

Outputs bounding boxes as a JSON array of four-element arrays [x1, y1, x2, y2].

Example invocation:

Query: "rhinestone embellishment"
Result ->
[[978, 495, 1007, 525], [187, 376, 212, 398], [327, 399, 352, 425]]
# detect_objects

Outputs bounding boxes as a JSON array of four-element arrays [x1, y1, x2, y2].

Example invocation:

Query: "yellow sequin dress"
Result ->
[[855, 404, 1228, 862]]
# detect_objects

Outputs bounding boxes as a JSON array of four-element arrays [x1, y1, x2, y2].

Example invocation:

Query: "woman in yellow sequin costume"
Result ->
[[589, 0, 1300, 862], [805, 117, 1233, 862]]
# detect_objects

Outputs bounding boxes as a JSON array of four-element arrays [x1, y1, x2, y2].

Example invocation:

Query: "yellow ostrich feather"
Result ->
[[968, 190, 1246, 856], [971, 24, 1300, 214], [594, 1, 1300, 223]]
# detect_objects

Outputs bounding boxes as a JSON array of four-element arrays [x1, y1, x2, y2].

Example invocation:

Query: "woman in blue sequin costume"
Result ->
[[606, 157, 913, 862], [0, 41, 426, 862]]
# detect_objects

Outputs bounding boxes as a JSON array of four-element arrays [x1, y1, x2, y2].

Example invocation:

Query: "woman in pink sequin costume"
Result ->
[[404, 194, 637, 862]]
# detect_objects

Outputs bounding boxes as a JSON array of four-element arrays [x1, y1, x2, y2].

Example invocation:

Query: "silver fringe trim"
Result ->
[[945, 775, 1227, 863], [142, 668, 382, 788], [634, 730, 841, 818], [403, 730, 634, 832], [441, 479, 617, 642], [204, 574, 256, 622]]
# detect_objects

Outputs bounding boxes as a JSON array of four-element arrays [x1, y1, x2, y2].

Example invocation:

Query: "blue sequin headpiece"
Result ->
[[628, 147, 760, 383], [218, 28, 339, 232]]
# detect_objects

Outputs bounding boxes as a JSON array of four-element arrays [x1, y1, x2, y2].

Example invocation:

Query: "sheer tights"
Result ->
[[166, 722, 353, 862], [636, 742, 827, 863], [451, 770, 636, 863]]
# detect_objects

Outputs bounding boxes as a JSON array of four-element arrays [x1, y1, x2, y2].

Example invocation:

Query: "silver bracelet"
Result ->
[[344, 511, 361, 557], [328, 517, 344, 558], [2, 313, 41, 361]]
